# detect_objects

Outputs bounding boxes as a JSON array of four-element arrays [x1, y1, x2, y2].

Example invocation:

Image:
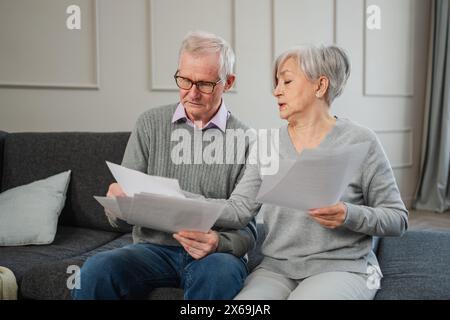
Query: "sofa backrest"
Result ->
[[0, 132, 131, 232]]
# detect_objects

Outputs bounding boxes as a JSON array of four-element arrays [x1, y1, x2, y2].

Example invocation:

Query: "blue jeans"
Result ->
[[71, 243, 248, 300]]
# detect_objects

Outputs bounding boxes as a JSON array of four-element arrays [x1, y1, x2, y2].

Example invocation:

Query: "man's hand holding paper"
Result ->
[[94, 162, 225, 234], [173, 230, 219, 260]]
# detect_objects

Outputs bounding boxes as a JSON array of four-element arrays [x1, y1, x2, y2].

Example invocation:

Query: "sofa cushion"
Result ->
[[0, 132, 131, 232], [19, 222, 266, 300], [375, 229, 450, 300], [20, 233, 133, 300], [0, 225, 122, 284], [0, 171, 71, 246], [148, 288, 183, 300]]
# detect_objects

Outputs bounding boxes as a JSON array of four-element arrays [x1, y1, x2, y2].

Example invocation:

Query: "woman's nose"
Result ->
[[273, 84, 281, 97]]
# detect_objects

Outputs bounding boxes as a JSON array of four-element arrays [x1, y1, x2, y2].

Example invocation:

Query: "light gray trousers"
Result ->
[[234, 267, 379, 300]]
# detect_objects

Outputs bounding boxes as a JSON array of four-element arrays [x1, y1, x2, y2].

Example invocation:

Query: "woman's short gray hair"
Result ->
[[273, 45, 351, 104], [179, 31, 235, 81]]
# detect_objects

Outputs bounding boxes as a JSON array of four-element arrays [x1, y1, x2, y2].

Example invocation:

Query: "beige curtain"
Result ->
[[414, 0, 450, 213]]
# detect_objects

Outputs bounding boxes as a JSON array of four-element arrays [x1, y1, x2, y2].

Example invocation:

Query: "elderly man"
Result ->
[[71, 31, 260, 300]]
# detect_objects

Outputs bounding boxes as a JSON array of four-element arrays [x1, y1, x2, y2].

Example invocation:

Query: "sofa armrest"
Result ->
[[0, 130, 8, 191]]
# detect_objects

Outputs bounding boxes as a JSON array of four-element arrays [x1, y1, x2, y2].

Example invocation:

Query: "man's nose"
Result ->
[[188, 84, 202, 98]]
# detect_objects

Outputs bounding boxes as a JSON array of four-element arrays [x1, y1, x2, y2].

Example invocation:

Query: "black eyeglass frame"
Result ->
[[173, 71, 224, 94]]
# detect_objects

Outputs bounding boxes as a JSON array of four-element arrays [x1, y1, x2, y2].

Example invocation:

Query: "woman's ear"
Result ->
[[224, 74, 236, 92], [315, 76, 329, 98]]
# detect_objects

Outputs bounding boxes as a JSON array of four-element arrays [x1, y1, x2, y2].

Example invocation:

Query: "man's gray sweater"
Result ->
[[107, 104, 261, 257]]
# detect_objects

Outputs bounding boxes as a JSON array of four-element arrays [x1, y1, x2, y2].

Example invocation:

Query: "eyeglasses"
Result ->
[[174, 72, 223, 94]]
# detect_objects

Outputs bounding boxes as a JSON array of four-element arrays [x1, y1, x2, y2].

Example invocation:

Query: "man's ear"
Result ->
[[224, 74, 236, 92]]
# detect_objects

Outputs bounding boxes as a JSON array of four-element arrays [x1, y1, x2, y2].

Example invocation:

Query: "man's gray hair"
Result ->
[[179, 31, 235, 81], [273, 45, 351, 104]]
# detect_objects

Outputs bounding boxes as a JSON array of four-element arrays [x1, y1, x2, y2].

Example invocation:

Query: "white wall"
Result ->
[[0, 0, 431, 205]]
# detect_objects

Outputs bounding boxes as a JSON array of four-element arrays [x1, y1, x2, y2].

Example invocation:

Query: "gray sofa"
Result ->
[[0, 131, 449, 300]]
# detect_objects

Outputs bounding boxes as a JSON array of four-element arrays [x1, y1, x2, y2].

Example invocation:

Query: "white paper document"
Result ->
[[94, 162, 225, 233], [256, 142, 371, 210], [94, 195, 125, 220], [106, 161, 185, 198]]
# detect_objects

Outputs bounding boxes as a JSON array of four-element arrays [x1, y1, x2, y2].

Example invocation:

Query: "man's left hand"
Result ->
[[173, 230, 219, 260]]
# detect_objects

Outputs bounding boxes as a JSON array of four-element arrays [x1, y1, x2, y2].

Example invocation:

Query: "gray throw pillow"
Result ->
[[0, 171, 71, 246]]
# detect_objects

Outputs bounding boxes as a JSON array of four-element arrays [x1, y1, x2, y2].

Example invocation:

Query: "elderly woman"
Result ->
[[232, 45, 408, 300], [184, 44, 408, 299]]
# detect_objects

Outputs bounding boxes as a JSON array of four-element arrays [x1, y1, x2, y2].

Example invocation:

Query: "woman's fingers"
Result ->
[[309, 202, 347, 228]]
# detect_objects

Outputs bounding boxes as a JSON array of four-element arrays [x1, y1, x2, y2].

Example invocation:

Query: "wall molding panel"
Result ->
[[363, 0, 415, 97], [149, 0, 236, 91], [271, 0, 336, 62], [0, 0, 100, 89], [374, 128, 414, 169]]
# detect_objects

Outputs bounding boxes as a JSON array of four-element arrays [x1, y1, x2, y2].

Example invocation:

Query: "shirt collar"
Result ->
[[171, 101, 230, 132]]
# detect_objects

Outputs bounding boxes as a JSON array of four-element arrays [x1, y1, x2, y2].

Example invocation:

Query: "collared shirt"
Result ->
[[171, 101, 230, 132]]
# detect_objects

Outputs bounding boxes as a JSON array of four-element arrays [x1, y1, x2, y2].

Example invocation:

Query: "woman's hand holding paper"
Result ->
[[308, 202, 348, 229]]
